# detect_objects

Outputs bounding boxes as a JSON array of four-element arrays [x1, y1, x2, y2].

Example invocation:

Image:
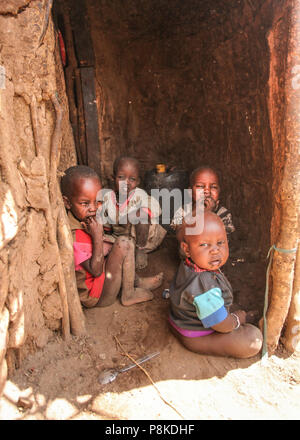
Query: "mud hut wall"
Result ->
[[265, 0, 300, 354], [267, 3, 291, 247], [87, 0, 275, 253], [0, 0, 77, 389]]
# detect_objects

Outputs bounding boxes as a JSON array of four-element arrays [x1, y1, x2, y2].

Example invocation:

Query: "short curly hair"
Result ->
[[60, 165, 100, 197], [189, 166, 219, 186], [113, 156, 140, 177]]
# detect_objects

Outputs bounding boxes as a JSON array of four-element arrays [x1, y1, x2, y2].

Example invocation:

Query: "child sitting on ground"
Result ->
[[100, 156, 167, 269], [171, 166, 235, 236], [168, 211, 262, 358], [61, 165, 163, 308]]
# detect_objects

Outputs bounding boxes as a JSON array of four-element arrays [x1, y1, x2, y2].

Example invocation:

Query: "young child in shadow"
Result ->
[[61, 165, 162, 308], [171, 166, 235, 234], [168, 210, 262, 358], [100, 156, 167, 270]]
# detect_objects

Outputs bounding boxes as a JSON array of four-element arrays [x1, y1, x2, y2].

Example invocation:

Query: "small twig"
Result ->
[[49, 91, 63, 206], [50, 91, 63, 166], [113, 336, 185, 419], [38, 0, 53, 48], [29, 96, 40, 157]]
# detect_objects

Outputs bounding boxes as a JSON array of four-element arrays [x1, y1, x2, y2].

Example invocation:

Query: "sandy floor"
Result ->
[[0, 235, 299, 420]]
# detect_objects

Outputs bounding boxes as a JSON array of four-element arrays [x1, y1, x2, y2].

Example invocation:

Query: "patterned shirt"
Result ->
[[170, 201, 235, 235], [98, 187, 161, 237], [169, 258, 233, 331]]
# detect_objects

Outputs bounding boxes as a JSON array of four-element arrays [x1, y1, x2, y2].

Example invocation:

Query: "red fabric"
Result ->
[[73, 242, 92, 270], [112, 190, 154, 217], [75, 229, 105, 299], [58, 30, 66, 67], [141, 206, 154, 218], [112, 190, 134, 212]]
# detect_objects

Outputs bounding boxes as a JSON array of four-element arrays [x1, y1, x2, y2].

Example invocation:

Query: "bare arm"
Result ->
[[80, 217, 104, 277], [211, 310, 247, 333]]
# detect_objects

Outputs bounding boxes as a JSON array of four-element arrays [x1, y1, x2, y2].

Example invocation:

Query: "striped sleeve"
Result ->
[[193, 287, 228, 328]]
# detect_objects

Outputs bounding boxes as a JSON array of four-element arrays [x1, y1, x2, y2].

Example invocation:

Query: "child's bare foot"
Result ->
[[121, 287, 153, 306], [135, 248, 148, 269], [135, 272, 164, 290]]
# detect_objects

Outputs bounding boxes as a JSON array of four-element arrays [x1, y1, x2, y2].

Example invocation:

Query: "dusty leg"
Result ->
[[135, 222, 150, 247], [135, 247, 149, 270], [95, 237, 125, 307], [96, 237, 153, 307], [135, 222, 167, 270], [169, 323, 263, 359], [135, 223, 150, 269], [135, 272, 164, 290], [119, 237, 154, 306]]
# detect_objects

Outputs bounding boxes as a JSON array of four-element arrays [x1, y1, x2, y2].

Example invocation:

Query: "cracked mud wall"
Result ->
[[0, 0, 79, 393], [267, 3, 291, 246]]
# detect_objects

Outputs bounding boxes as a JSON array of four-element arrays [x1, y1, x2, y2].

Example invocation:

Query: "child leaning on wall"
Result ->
[[61, 165, 163, 308], [100, 156, 167, 269], [168, 211, 262, 359]]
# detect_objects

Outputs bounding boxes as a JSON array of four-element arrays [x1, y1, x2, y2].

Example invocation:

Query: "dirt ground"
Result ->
[[0, 234, 299, 421]]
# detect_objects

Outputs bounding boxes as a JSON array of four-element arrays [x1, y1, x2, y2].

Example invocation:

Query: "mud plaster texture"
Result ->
[[0, 0, 77, 391], [0, 237, 300, 420]]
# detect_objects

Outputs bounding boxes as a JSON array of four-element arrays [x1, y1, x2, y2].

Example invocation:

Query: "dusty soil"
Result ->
[[0, 235, 299, 421]]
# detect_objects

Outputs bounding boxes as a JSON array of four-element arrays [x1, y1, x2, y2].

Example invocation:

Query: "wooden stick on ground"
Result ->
[[113, 336, 185, 419]]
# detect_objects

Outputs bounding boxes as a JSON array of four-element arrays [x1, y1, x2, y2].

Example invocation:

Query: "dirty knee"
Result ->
[[239, 324, 263, 358], [114, 236, 134, 255], [248, 326, 263, 354]]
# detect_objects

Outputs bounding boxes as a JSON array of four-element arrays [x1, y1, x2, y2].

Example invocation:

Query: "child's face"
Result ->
[[63, 177, 103, 221], [114, 161, 140, 196], [191, 169, 220, 210], [181, 217, 229, 270]]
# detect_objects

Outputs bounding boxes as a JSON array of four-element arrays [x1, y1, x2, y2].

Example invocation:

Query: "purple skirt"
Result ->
[[168, 317, 214, 338]]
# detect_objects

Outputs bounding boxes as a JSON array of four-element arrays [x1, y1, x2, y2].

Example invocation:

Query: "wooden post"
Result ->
[[61, 2, 83, 165], [80, 67, 102, 178], [57, 201, 86, 336], [284, 236, 300, 352], [74, 68, 87, 164], [266, 0, 300, 354], [68, 0, 95, 68]]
